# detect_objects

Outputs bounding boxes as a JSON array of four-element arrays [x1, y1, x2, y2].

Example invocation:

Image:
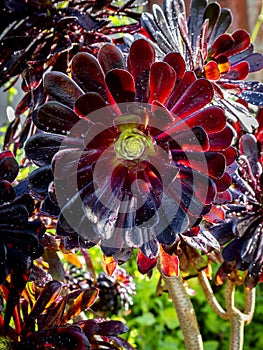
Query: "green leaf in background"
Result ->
[[160, 335, 179, 350], [204, 340, 220, 350], [162, 307, 179, 329], [134, 312, 156, 326]]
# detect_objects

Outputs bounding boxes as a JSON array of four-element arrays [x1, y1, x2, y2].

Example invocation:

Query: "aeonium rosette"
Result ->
[[138, 0, 263, 132], [25, 39, 235, 273]]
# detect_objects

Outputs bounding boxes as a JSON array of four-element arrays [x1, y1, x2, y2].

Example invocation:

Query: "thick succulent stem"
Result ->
[[199, 272, 256, 350], [198, 270, 228, 320], [158, 266, 203, 350], [244, 286, 256, 325], [225, 279, 244, 350], [229, 312, 245, 350]]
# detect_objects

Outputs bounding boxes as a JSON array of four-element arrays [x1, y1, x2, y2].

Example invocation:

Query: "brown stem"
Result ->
[[158, 265, 203, 350], [198, 268, 256, 349], [198, 270, 229, 320], [225, 279, 245, 350], [229, 312, 245, 350], [244, 287, 256, 325]]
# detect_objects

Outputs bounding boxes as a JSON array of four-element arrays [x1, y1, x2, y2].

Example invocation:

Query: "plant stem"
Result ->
[[199, 273, 257, 350], [251, 0, 263, 42], [158, 266, 203, 350], [198, 270, 228, 320], [225, 279, 244, 350], [229, 312, 245, 350], [244, 286, 256, 325]]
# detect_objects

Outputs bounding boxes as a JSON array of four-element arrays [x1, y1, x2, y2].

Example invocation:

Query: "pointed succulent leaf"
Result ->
[[62, 287, 98, 323]]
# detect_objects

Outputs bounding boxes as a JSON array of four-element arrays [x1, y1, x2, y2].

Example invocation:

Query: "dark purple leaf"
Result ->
[[96, 320, 128, 336], [0, 227, 41, 256], [214, 172, 232, 192], [173, 106, 226, 135], [203, 2, 220, 42], [25, 133, 65, 166], [170, 79, 214, 117], [149, 62, 176, 104], [209, 8, 232, 44], [0, 203, 29, 225], [66, 8, 105, 31], [173, 151, 225, 179], [165, 71, 196, 110], [212, 33, 234, 57], [152, 4, 179, 52], [140, 239, 159, 259], [156, 227, 177, 245], [0, 156, 19, 182], [106, 69, 135, 103], [209, 126, 233, 151], [71, 52, 114, 104], [28, 166, 53, 197], [234, 215, 259, 238], [169, 126, 209, 152], [98, 44, 125, 73], [74, 92, 109, 120], [23, 326, 90, 350], [33, 102, 81, 135], [128, 39, 155, 102], [226, 29, 251, 57], [222, 238, 243, 262], [0, 180, 16, 204], [239, 134, 259, 178], [188, 0, 207, 50], [178, 168, 216, 205], [224, 61, 249, 80], [229, 43, 254, 65], [44, 71, 84, 108], [163, 52, 186, 79], [243, 53, 263, 72], [107, 336, 136, 350], [140, 12, 159, 42], [240, 90, 263, 106]]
